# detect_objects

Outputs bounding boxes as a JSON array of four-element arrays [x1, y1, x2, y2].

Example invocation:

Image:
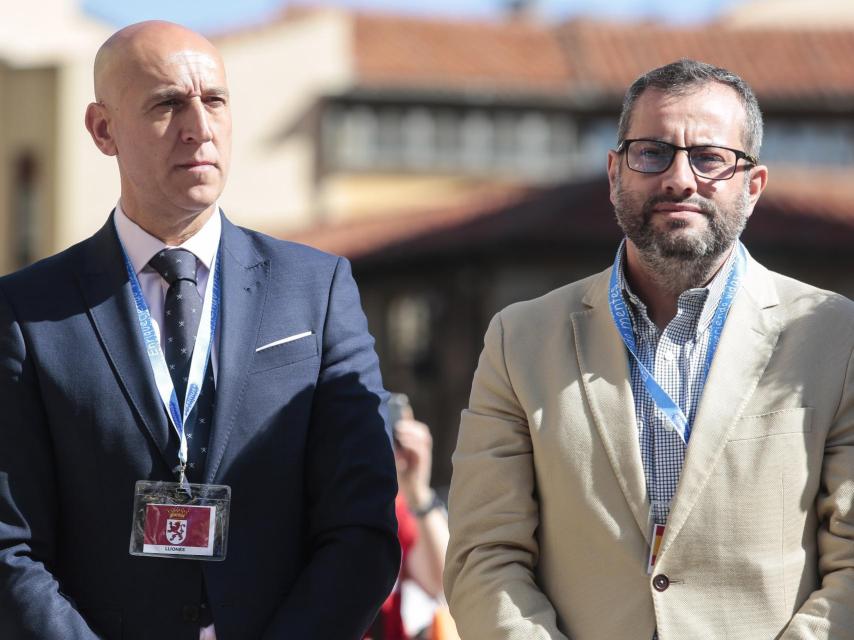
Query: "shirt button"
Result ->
[[182, 604, 200, 622], [663, 350, 675, 361], [653, 574, 670, 592]]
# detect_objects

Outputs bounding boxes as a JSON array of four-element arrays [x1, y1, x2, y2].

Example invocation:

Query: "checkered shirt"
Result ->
[[614, 241, 738, 527], [615, 243, 738, 640]]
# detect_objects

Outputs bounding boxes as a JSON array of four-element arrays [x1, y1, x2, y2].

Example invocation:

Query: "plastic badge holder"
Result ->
[[129, 480, 230, 561]]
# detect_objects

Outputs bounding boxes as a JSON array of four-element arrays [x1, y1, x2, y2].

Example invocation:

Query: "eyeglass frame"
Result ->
[[615, 138, 760, 181]]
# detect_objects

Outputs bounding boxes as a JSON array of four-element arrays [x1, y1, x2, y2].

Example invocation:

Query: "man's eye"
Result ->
[[638, 146, 666, 157], [693, 151, 726, 165], [158, 99, 181, 109]]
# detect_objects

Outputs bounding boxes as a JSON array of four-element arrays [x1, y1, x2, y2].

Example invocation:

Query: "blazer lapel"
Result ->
[[75, 216, 174, 468], [573, 269, 651, 542], [659, 255, 782, 558], [205, 216, 269, 483]]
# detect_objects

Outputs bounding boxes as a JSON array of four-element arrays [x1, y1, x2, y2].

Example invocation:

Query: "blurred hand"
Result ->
[[199, 625, 216, 640], [393, 412, 448, 598], [393, 417, 434, 510]]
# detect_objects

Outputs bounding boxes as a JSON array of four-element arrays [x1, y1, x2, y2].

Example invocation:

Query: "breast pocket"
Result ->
[[728, 407, 813, 441], [251, 332, 319, 374]]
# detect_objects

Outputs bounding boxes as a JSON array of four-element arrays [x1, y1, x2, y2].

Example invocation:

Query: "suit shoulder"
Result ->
[[767, 269, 854, 337], [231, 225, 342, 270], [769, 270, 852, 307], [497, 268, 608, 329], [0, 237, 90, 292]]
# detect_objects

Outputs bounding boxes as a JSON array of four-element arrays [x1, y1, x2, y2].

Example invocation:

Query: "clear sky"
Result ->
[[81, 0, 747, 34]]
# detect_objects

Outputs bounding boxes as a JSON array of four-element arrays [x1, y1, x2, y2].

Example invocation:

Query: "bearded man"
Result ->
[[445, 59, 854, 639]]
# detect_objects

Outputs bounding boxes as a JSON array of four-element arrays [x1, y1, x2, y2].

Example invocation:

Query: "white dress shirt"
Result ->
[[114, 202, 221, 637], [113, 201, 221, 378]]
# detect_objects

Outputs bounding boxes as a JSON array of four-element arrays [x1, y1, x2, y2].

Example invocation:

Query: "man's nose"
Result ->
[[661, 149, 697, 196], [181, 99, 213, 144]]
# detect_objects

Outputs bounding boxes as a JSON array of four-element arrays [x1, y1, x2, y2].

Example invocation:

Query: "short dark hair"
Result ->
[[616, 59, 763, 158]]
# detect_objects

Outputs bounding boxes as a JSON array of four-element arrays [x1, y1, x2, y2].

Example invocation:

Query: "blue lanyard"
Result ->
[[117, 234, 221, 476], [608, 243, 746, 443]]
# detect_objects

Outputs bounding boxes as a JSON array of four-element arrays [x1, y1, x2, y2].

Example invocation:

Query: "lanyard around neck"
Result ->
[[608, 242, 747, 443], [117, 231, 221, 479]]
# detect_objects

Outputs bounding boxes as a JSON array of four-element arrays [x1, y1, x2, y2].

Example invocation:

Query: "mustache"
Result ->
[[641, 194, 717, 223]]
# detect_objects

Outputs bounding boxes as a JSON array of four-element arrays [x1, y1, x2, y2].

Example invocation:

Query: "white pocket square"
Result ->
[[256, 331, 313, 352]]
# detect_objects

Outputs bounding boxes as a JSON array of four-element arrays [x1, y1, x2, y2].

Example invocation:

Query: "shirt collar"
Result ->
[[615, 238, 738, 334], [113, 200, 222, 275]]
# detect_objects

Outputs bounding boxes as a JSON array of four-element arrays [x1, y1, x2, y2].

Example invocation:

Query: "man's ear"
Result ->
[[743, 163, 768, 219], [607, 150, 619, 206], [85, 102, 118, 156]]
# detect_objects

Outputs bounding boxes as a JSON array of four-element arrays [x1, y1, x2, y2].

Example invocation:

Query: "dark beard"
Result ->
[[613, 186, 749, 294]]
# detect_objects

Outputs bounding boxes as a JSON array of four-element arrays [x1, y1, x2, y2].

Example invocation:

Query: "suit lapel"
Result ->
[[205, 217, 269, 483], [75, 216, 174, 468], [573, 269, 651, 542], [659, 256, 781, 557]]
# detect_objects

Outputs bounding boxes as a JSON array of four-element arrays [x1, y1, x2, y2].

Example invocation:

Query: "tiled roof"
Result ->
[[349, 11, 854, 105], [217, 8, 854, 104], [745, 168, 854, 247], [555, 20, 854, 105], [284, 172, 854, 263], [352, 12, 572, 96], [286, 185, 532, 259]]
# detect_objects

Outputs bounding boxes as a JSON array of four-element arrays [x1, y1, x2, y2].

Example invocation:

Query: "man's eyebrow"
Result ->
[[146, 86, 230, 106], [145, 88, 186, 106]]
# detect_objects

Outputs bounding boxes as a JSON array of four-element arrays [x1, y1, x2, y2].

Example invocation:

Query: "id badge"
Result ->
[[646, 523, 666, 574], [129, 480, 231, 561]]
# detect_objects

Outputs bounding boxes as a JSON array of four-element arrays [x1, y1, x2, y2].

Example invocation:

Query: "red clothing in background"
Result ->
[[367, 494, 418, 640]]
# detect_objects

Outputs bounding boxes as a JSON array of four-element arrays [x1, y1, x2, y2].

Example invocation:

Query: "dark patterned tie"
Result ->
[[148, 248, 214, 481]]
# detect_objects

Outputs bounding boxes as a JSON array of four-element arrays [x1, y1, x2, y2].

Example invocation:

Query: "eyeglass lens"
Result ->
[[626, 140, 738, 179]]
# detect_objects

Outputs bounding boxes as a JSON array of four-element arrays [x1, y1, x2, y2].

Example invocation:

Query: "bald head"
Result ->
[[85, 20, 232, 244], [93, 21, 224, 104]]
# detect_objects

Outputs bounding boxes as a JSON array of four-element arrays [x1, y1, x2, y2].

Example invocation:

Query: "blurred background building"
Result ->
[[3, 0, 853, 489]]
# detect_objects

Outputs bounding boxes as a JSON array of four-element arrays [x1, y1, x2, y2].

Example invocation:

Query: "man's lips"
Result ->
[[652, 203, 704, 214], [176, 161, 217, 171]]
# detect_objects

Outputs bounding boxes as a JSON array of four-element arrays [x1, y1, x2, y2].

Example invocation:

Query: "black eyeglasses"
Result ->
[[616, 139, 759, 180]]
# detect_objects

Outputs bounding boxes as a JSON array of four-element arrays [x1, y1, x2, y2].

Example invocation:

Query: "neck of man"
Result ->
[[624, 240, 733, 330], [121, 200, 216, 246]]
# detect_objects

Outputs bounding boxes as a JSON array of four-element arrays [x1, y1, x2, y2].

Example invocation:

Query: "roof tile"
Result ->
[[353, 12, 572, 94], [350, 12, 854, 103], [283, 171, 854, 261]]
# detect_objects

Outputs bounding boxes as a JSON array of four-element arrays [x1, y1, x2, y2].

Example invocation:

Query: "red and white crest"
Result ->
[[166, 518, 187, 545]]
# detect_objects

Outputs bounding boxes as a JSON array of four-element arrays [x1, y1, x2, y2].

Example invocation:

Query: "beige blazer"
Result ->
[[445, 255, 854, 640]]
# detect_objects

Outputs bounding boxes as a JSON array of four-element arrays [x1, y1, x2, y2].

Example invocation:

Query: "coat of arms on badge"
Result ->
[[166, 518, 188, 544], [140, 503, 216, 556], [130, 480, 231, 561]]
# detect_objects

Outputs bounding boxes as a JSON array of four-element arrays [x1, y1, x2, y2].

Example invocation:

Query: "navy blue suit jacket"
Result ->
[[0, 214, 400, 639]]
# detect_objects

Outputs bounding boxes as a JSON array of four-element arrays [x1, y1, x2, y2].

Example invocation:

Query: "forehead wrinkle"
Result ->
[[161, 50, 225, 93], [630, 86, 745, 150], [166, 50, 219, 72], [92, 21, 226, 105]]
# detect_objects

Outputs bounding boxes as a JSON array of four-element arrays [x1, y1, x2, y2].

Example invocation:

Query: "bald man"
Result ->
[[0, 21, 400, 640]]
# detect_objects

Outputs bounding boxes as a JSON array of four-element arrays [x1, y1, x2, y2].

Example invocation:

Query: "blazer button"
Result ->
[[182, 604, 200, 622], [652, 574, 670, 592]]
